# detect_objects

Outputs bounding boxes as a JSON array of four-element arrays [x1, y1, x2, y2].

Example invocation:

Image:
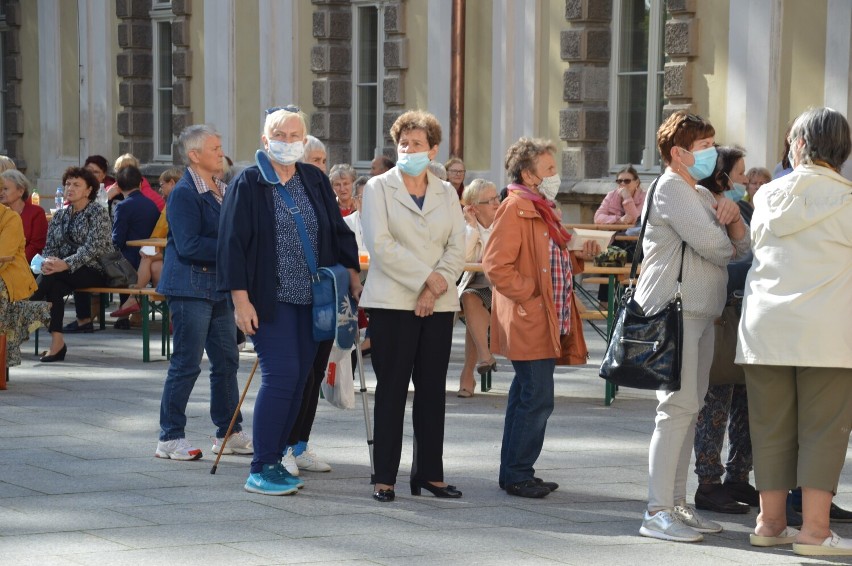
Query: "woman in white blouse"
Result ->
[[360, 110, 465, 502], [456, 179, 500, 397]]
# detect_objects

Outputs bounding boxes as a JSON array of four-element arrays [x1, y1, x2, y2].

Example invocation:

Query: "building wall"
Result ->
[[59, 0, 80, 162], [234, 1, 261, 162], [782, 0, 827, 126], [694, 1, 730, 144], [462, 0, 492, 174], [20, 0, 40, 176]]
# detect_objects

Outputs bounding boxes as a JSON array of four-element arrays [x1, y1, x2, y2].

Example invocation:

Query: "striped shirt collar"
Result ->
[[187, 166, 227, 204]]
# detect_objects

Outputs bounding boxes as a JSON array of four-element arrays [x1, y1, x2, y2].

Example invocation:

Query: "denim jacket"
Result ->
[[157, 168, 228, 301]]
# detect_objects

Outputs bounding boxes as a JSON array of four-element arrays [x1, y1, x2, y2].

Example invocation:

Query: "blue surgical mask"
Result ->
[[723, 183, 746, 202], [684, 146, 718, 180], [396, 151, 431, 176], [267, 139, 304, 165]]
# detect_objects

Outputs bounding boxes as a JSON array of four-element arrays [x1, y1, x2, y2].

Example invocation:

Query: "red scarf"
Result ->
[[508, 183, 572, 249]]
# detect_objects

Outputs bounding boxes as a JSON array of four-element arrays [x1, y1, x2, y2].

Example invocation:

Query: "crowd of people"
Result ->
[[1, 103, 851, 557]]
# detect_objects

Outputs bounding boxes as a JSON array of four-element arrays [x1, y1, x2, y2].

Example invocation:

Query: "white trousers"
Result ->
[[647, 317, 715, 512]]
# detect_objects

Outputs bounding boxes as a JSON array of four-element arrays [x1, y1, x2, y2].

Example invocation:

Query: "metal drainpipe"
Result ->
[[450, 0, 465, 159]]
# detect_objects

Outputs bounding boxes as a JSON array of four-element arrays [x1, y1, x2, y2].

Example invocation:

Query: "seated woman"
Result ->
[[0, 169, 47, 262], [737, 167, 771, 226], [84, 155, 116, 191], [30, 167, 115, 362], [456, 179, 500, 398], [106, 153, 165, 212], [110, 167, 181, 318], [329, 163, 357, 217], [445, 157, 466, 199], [302, 135, 328, 174], [0, 205, 49, 380]]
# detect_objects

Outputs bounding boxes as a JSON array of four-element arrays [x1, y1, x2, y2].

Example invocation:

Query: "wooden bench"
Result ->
[[37, 287, 170, 363]]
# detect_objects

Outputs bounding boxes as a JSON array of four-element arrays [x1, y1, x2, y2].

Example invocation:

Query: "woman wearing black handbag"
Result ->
[[636, 113, 750, 543]]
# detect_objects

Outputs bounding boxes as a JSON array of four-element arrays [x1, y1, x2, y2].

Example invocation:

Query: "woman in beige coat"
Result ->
[[360, 110, 465, 502], [738, 107, 852, 556]]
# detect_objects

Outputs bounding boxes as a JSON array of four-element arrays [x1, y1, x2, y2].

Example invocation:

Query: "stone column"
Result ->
[[171, 0, 193, 161], [663, 0, 697, 116], [381, 1, 406, 157], [311, 0, 352, 167], [560, 0, 611, 186], [116, 0, 153, 161], [3, 0, 24, 170]]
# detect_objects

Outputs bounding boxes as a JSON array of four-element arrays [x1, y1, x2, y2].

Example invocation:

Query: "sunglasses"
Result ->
[[265, 105, 301, 115], [615, 178, 635, 185]]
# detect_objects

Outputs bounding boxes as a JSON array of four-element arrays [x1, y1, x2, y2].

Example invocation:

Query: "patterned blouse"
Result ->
[[42, 201, 115, 273], [273, 173, 320, 305]]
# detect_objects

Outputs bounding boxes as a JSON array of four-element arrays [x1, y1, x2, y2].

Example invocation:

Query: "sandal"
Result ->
[[457, 385, 475, 398], [476, 358, 497, 376]]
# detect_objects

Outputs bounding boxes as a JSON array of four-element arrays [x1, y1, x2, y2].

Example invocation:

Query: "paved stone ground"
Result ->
[[2, 299, 852, 565]]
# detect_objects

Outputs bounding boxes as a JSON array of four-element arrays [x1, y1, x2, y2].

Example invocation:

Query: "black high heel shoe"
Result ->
[[373, 488, 395, 502], [40, 344, 67, 363], [410, 479, 462, 498]]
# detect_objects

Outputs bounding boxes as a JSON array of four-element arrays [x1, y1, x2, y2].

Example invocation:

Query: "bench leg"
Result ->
[[99, 293, 108, 330], [34, 327, 39, 355], [480, 368, 491, 392], [0, 333, 7, 390], [141, 295, 150, 362]]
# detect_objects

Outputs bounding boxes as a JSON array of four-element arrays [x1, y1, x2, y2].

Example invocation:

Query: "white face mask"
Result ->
[[538, 174, 561, 201], [267, 139, 305, 165]]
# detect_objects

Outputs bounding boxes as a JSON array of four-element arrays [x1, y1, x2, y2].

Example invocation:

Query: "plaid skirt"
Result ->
[[461, 286, 492, 311], [0, 278, 50, 367]]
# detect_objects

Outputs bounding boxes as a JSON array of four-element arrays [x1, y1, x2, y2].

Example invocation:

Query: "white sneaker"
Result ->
[[639, 510, 703, 542], [295, 446, 332, 472], [212, 430, 253, 455], [282, 446, 300, 476], [674, 505, 723, 533], [155, 438, 202, 460]]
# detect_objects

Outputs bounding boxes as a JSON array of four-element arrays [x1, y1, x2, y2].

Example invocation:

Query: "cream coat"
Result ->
[[359, 167, 465, 312], [737, 164, 852, 368]]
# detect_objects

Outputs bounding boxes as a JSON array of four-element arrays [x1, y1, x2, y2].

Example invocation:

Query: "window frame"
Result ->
[[609, 0, 665, 173], [150, 5, 174, 162], [351, 2, 385, 169]]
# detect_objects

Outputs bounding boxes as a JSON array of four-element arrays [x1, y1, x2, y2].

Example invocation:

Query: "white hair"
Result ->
[[263, 108, 308, 139], [178, 124, 221, 166]]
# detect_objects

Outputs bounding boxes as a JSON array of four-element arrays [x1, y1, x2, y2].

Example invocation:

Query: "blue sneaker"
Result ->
[[244, 464, 299, 496], [274, 462, 305, 490]]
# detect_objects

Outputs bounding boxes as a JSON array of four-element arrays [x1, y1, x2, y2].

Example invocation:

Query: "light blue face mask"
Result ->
[[723, 183, 746, 202], [396, 151, 431, 176], [684, 146, 718, 180]]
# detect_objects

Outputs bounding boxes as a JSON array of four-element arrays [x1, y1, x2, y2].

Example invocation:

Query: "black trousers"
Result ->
[[368, 308, 454, 486], [287, 339, 334, 445], [31, 266, 106, 332]]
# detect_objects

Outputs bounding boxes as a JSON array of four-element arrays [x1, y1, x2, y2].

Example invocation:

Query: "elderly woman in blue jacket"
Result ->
[[155, 124, 252, 462], [218, 106, 360, 496]]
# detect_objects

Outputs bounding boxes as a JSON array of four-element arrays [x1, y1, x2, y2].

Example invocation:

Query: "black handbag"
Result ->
[[599, 177, 684, 392], [98, 250, 138, 287]]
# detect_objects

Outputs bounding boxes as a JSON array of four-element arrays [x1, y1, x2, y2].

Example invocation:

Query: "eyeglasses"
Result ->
[[448, 169, 466, 175], [476, 196, 501, 205], [265, 105, 301, 115], [615, 178, 635, 185]]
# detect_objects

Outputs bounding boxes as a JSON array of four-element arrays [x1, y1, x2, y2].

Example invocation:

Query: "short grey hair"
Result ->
[[427, 161, 447, 181], [788, 107, 852, 170], [461, 178, 497, 206], [179, 124, 221, 166], [1, 169, 31, 201], [328, 163, 356, 183], [505, 137, 557, 184], [304, 135, 326, 156], [263, 107, 307, 139]]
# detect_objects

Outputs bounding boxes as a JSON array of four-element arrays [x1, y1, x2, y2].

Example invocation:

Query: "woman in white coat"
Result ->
[[360, 110, 465, 502], [738, 107, 852, 556]]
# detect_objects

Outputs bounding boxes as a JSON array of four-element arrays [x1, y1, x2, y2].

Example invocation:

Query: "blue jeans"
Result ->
[[159, 297, 241, 441], [499, 358, 556, 486], [249, 302, 318, 474]]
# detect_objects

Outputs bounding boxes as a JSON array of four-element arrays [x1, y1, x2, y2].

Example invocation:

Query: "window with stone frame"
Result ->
[[610, 0, 666, 171], [352, 2, 385, 167], [151, 2, 174, 162]]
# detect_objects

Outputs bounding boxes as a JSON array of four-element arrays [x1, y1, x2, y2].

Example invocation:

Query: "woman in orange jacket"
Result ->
[[482, 137, 598, 499]]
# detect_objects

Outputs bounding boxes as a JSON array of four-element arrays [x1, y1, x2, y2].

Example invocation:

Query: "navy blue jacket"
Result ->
[[112, 190, 160, 269], [157, 168, 227, 301], [217, 158, 359, 322]]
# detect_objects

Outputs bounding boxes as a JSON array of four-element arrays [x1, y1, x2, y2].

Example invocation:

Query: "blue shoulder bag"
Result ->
[[276, 184, 358, 349]]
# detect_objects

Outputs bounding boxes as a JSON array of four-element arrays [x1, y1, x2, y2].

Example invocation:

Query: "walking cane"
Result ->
[[353, 329, 374, 475], [210, 356, 259, 474]]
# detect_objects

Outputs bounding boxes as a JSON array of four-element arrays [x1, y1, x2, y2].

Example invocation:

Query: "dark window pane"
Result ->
[[615, 74, 647, 165], [619, 0, 650, 73], [356, 85, 377, 162], [358, 7, 377, 83], [159, 22, 172, 81], [159, 89, 172, 156]]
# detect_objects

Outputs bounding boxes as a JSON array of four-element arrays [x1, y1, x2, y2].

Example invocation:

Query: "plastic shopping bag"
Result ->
[[321, 344, 355, 409]]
